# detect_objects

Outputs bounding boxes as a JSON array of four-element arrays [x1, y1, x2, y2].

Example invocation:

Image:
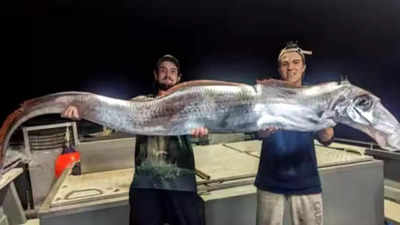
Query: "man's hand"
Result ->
[[191, 127, 208, 138], [317, 127, 334, 146], [257, 127, 279, 139], [61, 105, 81, 120]]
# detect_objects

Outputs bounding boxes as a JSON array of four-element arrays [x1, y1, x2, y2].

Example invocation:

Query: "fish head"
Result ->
[[333, 81, 400, 151]]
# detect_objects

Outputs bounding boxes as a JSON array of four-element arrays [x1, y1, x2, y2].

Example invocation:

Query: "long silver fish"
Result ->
[[1, 79, 399, 170]]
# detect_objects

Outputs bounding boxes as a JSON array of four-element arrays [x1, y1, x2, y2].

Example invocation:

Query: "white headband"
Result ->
[[278, 47, 312, 62]]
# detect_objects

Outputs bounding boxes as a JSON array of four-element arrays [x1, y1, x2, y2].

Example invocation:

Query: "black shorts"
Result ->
[[129, 188, 204, 225]]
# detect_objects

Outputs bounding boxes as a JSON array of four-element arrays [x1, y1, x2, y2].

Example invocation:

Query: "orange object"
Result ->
[[55, 151, 80, 178]]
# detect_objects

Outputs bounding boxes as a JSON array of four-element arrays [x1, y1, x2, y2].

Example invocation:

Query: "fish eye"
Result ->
[[354, 95, 373, 110]]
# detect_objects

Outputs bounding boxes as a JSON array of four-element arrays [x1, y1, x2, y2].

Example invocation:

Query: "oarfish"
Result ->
[[1, 79, 399, 170]]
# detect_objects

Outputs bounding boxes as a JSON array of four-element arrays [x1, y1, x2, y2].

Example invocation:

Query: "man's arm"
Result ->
[[316, 127, 334, 146]]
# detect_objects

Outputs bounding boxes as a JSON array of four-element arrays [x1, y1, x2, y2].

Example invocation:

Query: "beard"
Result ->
[[155, 81, 175, 91]]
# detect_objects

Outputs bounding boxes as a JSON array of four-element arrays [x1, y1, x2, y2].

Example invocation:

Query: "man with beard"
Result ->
[[62, 54, 207, 225], [255, 42, 334, 225]]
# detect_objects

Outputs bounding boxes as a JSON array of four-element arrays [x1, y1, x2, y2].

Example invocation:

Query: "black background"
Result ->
[[3, 0, 400, 142]]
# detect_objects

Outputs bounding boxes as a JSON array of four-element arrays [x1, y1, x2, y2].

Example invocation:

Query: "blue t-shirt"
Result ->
[[255, 130, 322, 195]]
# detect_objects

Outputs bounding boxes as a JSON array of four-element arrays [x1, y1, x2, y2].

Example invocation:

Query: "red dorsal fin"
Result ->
[[257, 79, 299, 88], [0, 108, 24, 161], [162, 80, 246, 97]]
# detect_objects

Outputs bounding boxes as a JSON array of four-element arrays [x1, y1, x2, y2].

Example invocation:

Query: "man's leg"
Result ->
[[256, 189, 285, 225], [165, 190, 204, 225], [129, 188, 164, 225], [289, 193, 323, 225]]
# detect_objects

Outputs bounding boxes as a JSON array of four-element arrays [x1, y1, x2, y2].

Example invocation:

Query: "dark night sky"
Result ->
[[3, 0, 400, 142]]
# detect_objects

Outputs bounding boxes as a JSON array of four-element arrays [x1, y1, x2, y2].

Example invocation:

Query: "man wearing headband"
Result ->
[[255, 41, 334, 225]]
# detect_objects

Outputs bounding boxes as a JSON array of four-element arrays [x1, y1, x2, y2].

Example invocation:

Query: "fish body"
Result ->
[[0, 79, 399, 172]]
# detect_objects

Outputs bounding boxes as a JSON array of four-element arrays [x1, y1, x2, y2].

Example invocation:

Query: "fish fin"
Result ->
[[258, 79, 299, 88], [0, 108, 24, 161], [339, 75, 351, 85], [162, 80, 248, 97], [130, 95, 154, 102], [318, 111, 337, 129]]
